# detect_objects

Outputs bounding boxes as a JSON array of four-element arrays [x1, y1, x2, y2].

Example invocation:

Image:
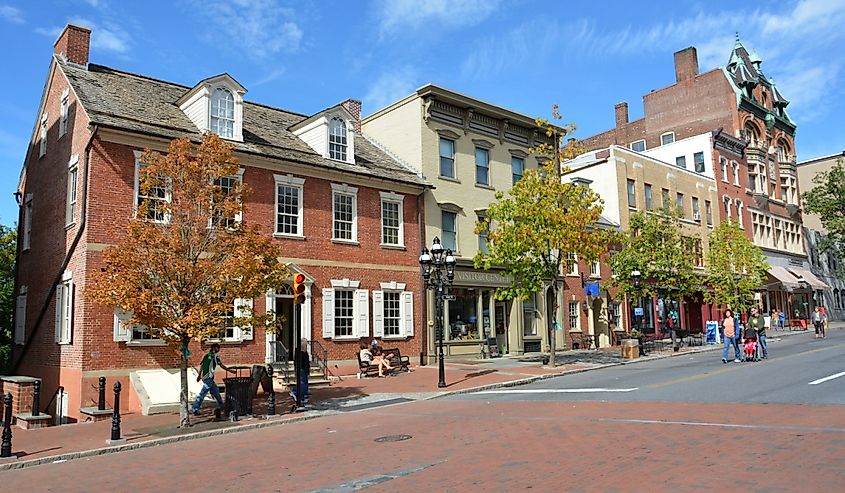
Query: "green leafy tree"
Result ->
[[0, 224, 15, 373], [609, 210, 699, 326], [475, 106, 613, 367], [802, 157, 845, 278], [704, 220, 768, 313]]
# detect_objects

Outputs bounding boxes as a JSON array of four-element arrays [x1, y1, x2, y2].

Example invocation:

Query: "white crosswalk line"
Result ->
[[809, 371, 845, 385]]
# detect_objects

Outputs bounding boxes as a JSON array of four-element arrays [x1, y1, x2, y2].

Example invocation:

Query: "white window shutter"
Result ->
[[54, 286, 63, 343], [113, 309, 132, 342], [235, 298, 254, 340], [66, 279, 74, 343], [402, 291, 414, 337], [372, 291, 384, 338], [354, 289, 369, 338], [322, 288, 334, 339], [14, 295, 26, 344]]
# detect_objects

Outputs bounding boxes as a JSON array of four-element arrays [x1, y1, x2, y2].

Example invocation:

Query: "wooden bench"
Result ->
[[356, 352, 382, 378], [383, 348, 411, 373]]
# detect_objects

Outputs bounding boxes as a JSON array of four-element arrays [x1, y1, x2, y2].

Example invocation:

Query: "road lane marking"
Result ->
[[477, 388, 638, 394], [809, 370, 845, 385], [598, 417, 845, 433]]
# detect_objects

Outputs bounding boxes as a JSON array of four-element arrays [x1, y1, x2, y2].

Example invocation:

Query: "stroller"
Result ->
[[743, 326, 760, 362]]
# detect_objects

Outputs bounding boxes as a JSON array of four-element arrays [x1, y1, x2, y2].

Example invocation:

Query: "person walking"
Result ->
[[721, 309, 742, 363], [778, 309, 786, 331], [191, 343, 235, 415], [749, 307, 767, 359], [812, 306, 827, 339]]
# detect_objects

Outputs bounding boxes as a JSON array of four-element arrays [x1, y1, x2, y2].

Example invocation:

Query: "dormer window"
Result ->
[[329, 117, 348, 161], [210, 88, 235, 139]]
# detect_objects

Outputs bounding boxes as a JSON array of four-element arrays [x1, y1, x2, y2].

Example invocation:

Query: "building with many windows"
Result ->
[[797, 151, 845, 321], [564, 145, 719, 337], [364, 85, 582, 357], [582, 38, 817, 321], [11, 25, 429, 419]]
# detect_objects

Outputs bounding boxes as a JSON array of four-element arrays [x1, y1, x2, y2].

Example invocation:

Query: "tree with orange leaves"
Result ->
[[88, 133, 288, 427]]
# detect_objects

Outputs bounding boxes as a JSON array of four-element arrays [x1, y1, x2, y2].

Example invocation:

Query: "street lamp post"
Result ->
[[419, 237, 456, 388], [631, 269, 645, 356]]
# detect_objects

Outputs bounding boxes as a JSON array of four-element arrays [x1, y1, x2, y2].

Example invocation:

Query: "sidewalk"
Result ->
[[0, 325, 822, 470]]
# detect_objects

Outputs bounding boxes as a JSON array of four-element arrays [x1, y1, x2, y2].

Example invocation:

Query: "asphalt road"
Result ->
[[1, 328, 843, 492], [455, 328, 845, 405]]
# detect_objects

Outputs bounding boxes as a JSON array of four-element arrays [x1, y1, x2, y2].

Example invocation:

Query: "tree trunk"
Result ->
[[179, 338, 191, 428], [547, 283, 557, 368]]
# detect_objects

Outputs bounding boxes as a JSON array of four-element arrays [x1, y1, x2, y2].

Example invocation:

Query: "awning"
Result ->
[[787, 268, 831, 290], [767, 266, 802, 290]]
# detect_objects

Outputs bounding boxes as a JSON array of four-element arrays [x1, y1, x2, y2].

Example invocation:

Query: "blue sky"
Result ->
[[1, 0, 844, 227]]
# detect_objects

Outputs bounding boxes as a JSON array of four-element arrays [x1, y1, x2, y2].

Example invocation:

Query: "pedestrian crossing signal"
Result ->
[[293, 273, 306, 305]]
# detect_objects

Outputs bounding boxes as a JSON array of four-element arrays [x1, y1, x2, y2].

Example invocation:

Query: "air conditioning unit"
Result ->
[[693, 212, 701, 222]]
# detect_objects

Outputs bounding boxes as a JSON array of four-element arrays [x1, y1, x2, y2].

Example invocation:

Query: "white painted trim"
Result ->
[[379, 281, 407, 291], [331, 278, 361, 289], [379, 192, 405, 248], [331, 184, 358, 242]]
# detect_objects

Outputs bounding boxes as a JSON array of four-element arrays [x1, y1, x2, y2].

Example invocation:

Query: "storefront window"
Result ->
[[448, 288, 480, 340], [523, 299, 537, 336], [631, 296, 654, 332], [655, 296, 680, 333]]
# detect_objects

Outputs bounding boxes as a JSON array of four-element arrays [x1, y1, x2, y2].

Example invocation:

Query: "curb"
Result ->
[[0, 328, 814, 471]]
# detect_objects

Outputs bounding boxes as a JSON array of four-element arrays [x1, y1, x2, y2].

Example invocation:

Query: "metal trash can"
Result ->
[[223, 376, 253, 417]]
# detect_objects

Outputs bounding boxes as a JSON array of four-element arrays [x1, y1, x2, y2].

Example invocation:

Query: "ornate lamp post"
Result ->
[[419, 237, 456, 388]]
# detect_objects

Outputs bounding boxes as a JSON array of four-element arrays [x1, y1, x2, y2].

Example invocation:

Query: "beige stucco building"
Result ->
[[797, 151, 845, 320], [363, 84, 565, 357]]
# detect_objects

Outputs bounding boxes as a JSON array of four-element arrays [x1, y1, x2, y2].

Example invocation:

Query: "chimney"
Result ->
[[674, 47, 699, 82], [54, 24, 91, 66], [614, 102, 629, 127], [341, 99, 362, 133]]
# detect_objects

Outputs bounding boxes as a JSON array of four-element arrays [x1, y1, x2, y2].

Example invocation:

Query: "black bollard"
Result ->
[[98, 376, 106, 411], [267, 365, 276, 416], [31, 380, 41, 417], [110, 382, 121, 442], [1, 393, 12, 458]]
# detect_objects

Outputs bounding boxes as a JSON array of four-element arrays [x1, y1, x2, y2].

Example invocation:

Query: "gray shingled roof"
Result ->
[[58, 58, 427, 187]]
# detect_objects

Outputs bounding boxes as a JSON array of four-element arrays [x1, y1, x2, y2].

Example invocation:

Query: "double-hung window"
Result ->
[[331, 184, 358, 242], [477, 212, 489, 254], [373, 282, 414, 339], [720, 157, 728, 182], [439, 138, 455, 178], [567, 253, 578, 276], [692, 197, 700, 221], [627, 180, 636, 208], [441, 211, 457, 252], [210, 88, 235, 138], [55, 271, 73, 344], [661, 188, 670, 212], [322, 280, 369, 340], [644, 183, 653, 210], [66, 155, 78, 226], [675, 156, 687, 168], [705, 200, 713, 225], [22, 194, 32, 251], [731, 161, 740, 186], [274, 174, 305, 237], [736, 200, 744, 228], [475, 147, 490, 186], [211, 171, 243, 229], [39, 113, 48, 157], [59, 89, 69, 137], [590, 260, 600, 278], [511, 156, 524, 185], [676, 192, 684, 215], [693, 152, 705, 173], [380, 191, 404, 247], [568, 302, 579, 331], [661, 132, 675, 145], [630, 140, 646, 152], [135, 156, 169, 223], [329, 117, 348, 161]]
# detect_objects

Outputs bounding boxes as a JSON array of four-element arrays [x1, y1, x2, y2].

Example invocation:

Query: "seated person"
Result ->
[[360, 342, 391, 377], [743, 326, 757, 358]]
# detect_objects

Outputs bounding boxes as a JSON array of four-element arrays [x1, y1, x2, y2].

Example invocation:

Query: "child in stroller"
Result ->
[[743, 324, 759, 362]]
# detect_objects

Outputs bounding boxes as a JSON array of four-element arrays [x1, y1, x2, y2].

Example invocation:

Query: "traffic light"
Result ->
[[293, 273, 306, 305]]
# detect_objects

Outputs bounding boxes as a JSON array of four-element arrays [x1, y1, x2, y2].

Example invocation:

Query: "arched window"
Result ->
[[744, 122, 759, 145], [329, 117, 347, 161], [210, 88, 235, 138]]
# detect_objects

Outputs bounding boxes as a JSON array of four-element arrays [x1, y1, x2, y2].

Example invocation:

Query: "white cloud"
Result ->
[[68, 17, 131, 54], [34, 26, 62, 39], [0, 4, 24, 24], [376, 0, 500, 36], [364, 67, 418, 112], [83, 0, 104, 7], [251, 68, 286, 88], [198, 0, 302, 60]]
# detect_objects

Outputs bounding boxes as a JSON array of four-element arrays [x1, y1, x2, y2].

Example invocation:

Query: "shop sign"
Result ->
[[452, 270, 511, 287]]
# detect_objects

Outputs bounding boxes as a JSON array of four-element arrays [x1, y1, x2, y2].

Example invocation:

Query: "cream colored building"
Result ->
[[797, 151, 845, 320], [363, 84, 564, 357], [564, 145, 721, 333]]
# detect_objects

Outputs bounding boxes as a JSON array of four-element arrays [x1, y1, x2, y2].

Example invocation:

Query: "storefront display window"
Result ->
[[448, 288, 479, 340], [523, 299, 537, 336]]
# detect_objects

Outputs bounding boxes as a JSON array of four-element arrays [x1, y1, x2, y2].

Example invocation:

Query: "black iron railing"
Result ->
[[307, 339, 329, 382]]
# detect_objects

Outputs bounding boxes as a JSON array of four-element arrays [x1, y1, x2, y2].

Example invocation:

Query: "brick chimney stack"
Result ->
[[54, 24, 91, 66], [341, 99, 362, 133], [674, 47, 699, 83], [614, 102, 629, 127]]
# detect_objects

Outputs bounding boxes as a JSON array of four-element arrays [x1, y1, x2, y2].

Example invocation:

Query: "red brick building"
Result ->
[[583, 37, 820, 320], [10, 25, 429, 420]]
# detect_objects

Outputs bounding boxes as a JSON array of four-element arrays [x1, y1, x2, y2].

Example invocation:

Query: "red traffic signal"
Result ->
[[293, 273, 306, 305]]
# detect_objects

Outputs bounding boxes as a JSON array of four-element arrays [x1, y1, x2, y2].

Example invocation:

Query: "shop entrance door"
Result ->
[[495, 301, 509, 354], [275, 296, 294, 361]]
